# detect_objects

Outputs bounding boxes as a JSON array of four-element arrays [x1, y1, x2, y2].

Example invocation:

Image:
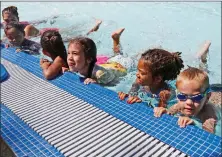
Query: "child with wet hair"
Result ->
[[40, 30, 68, 80], [1, 6, 50, 37], [4, 22, 40, 55], [118, 48, 184, 116], [63, 29, 129, 85], [156, 67, 221, 136]]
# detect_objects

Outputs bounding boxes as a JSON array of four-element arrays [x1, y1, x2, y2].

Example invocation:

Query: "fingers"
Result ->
[[178, 117, 193, 128], [84, 78, 96, 85], [117, 93, 141, 104], [62, 67, 69, 73], [178, 117, 186, 128], [154, 107, 166, 118], [127, 96, 141, 104], [16, 48, 21, 52], [118, 92, 128, 100], [84, 78, 90, 85]]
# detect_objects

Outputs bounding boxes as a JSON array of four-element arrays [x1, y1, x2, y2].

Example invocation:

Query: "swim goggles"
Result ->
[[176, 88, 211, 102]]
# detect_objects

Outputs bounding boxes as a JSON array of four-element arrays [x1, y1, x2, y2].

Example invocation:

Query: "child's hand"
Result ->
[[118, 92, 129, 100], [126, 96, 142, 104], [178, 116, 193, 128], [62, 67, 69, 73], [202, 118, 216, 133], [84, 78, 97, 85], [16, 48, 21, 52], [5, 44, 9, 48], [40, 59, 49, 65], [154, 107, 167, 117], [40, 59, 50, 69]]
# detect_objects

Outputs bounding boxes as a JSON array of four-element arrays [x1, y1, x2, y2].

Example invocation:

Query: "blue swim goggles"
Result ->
[[176, 88, 211, 102]]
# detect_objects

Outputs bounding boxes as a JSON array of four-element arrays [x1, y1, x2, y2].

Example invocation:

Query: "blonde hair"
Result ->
[[176, 66, 209, 91]]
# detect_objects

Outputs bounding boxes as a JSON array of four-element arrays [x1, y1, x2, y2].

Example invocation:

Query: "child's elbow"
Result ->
[[43, 72, 55, 80]]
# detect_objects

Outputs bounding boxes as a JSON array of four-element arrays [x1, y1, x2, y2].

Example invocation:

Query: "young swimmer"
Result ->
[[4, 22, 40, 55], [63, 28, 129, 85], [40, 30, 68, 80], [118, 48, 184, 114], [1, 6, 102, 39], [1, 6, 53, 37], [155, 67, 221, 136]]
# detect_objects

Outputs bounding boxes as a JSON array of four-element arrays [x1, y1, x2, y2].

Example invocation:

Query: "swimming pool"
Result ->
[[1, 2, 221, 93]]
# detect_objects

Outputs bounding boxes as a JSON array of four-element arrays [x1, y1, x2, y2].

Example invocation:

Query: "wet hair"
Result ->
[[176, 66, 209, 91], [68, 37, 97, 78], [140, 48, 184, 81], [4, 22, 25, 35], [2, 6, 19, 21], [41, 30, 67, 65]]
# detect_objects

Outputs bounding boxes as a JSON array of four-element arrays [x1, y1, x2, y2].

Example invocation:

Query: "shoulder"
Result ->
[[199, 102, 218, 121], [209, 91, 221, 107]]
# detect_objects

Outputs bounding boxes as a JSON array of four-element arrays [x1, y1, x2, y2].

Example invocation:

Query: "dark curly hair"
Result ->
[[4, 22, 25, 35], [41, 30, 67, 65], [68, 36, 97, 78], [140, 48, 184, 81], [2, 6, 19, 21]]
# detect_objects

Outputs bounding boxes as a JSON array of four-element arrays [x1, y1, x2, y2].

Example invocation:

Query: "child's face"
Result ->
[[6, 28, 24, 46], [67, 42, 88, 73], [136, 59, 154, 86], [177, 79, 209, 116], [3, 12, 19, 24]]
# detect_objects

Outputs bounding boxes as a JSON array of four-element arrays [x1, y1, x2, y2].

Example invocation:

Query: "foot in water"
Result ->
[[111, 28, 125, 54], [87, 19, 102, 35], [111, 28, 125, 40], [196, 40, 211, 63]]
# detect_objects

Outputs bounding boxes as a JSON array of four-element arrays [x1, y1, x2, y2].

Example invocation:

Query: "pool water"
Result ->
[[1, 2, 221, 93]]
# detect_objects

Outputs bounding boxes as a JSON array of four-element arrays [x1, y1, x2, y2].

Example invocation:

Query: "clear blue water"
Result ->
[[1, 2, 221, 93]]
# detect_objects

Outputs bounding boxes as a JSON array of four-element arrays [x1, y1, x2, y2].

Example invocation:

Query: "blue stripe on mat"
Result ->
[[1, 47, 222, 157], [1, 104, 64, 157]]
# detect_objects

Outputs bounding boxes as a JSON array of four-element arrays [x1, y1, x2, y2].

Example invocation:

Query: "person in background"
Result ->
[[4, 22, 40, 55], [40, 30, 68, 80]]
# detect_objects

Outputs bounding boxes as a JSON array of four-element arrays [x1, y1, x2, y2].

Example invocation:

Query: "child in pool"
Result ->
[[118, 48, 184, 114], [1, 6, 102, 39], [1, 6, 55, 38], [63, 28, 128, 85], [156, 67, 221, 136], [4, 22, 40, 55], [40, 30, 68, 80]]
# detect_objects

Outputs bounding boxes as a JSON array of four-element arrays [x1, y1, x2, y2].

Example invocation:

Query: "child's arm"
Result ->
[[40, 57, 66, 80]]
